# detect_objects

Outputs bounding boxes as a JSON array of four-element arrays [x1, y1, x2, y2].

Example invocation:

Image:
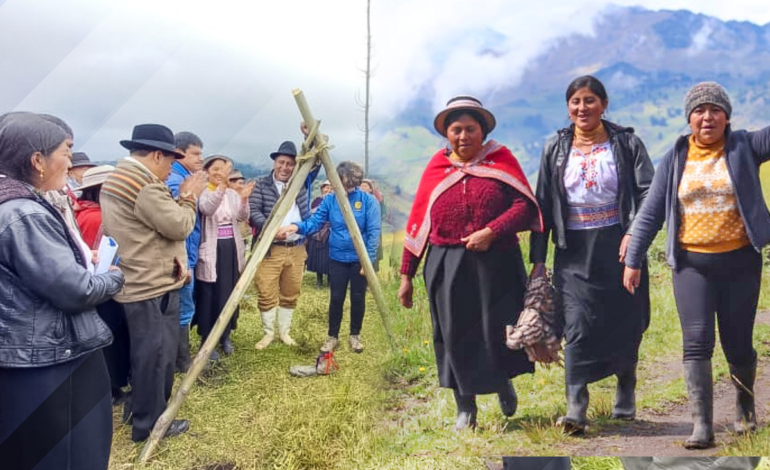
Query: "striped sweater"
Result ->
[[100, 158, 197, 303]]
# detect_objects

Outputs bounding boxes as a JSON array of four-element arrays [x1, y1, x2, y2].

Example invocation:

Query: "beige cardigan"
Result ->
[[196, 187, 249, 283], [100, 158, 196, 303]]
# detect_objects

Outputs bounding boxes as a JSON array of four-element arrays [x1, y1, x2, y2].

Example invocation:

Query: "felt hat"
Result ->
[[120, 124, 185, 158], [229, 169, 245, 181], [78, 165, 115, 190], [71, 152, 97, 169], [269, 141, 297, 160], [203, 154, 233, 170], [433, 96, 496, 137]]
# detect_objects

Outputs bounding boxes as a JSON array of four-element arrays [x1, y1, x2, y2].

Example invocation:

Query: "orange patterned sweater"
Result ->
[[677, 135, 750, 253]]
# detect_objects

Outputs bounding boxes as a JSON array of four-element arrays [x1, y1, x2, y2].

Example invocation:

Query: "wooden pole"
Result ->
[[292, 89, 393, 344], [139, 123, 320, 463]]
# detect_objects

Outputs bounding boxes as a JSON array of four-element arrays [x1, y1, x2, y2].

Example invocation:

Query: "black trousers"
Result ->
[[328, 259, 367, 337], [96, 299, 131, 395], [672, 247, 761, 365], [0, 350, 112, 470], [122, 289, 181, 442]]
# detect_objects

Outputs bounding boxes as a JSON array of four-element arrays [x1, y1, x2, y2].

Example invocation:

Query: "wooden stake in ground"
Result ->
[[139, 90, 392, 463]]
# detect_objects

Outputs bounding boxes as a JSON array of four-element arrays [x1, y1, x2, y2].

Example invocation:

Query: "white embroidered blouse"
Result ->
[[563, 141, 619, 206]]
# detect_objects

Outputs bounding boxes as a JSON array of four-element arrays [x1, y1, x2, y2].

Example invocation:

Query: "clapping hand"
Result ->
[[239, 180, 255, 202], [180, 171, 208, 197]]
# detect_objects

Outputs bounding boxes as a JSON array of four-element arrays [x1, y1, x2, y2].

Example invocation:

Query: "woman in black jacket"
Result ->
[[624, 82, 770, 449], [529, 76, 654, 434], [0, 112, 124, 470]]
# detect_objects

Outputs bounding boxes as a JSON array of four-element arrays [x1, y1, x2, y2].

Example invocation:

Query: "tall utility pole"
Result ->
[[364, 0, 371, 175]]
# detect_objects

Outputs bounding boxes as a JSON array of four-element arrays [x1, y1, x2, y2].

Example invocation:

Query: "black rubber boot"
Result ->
[[221, 332, 235, 355], [498, 380, 518, 417], [683, 359, 715, 449], [611, 366, 637, 420], [452, 389, 477, 431], [175, 325, 192, 373], [729, 359, 757, 434], [557, 383, 588, 435]]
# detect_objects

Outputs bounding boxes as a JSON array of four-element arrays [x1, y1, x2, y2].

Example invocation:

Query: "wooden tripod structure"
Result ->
[[139, 90, 394, 463]]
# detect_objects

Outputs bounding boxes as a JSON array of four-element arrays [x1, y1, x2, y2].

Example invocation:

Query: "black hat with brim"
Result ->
[[269, 141, 298, 160], [120, 123, 185, 159]]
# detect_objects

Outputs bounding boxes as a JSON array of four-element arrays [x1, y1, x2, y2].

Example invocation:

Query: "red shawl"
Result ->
[[74, 200, 103, 249], [404, 140, 544, 257]]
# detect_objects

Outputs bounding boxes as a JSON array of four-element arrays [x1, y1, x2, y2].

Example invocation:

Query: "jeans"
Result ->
[[179, 275, 195, 326]]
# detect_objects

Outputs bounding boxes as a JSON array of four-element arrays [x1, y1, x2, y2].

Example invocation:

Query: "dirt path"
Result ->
[[566, 310, 770, 456]]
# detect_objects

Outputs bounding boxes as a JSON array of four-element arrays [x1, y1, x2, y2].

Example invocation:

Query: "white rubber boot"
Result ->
[[255, 307, 276, 350], [277, 306, 296, 346]]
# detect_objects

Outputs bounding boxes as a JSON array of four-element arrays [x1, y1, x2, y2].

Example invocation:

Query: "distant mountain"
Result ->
[[371, 6, 770, 228]]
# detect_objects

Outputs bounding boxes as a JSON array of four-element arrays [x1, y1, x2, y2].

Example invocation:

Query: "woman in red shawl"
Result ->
[[398, 96, 544, 431]]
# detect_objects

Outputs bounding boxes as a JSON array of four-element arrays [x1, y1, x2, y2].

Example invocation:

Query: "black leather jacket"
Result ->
[[0, 177, 124, 368], [530, 120, 655, 263]]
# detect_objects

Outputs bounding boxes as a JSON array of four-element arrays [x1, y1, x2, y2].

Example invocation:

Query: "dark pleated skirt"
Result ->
[[306, 228, 330, 275], [554, 224, 650, 386], [96, 299, 131, 394], [194, 237, 240, 339], [424, 243, 535, 396]]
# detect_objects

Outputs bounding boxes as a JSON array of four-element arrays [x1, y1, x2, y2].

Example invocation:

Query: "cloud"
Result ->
[[1, 0, 768, 165]]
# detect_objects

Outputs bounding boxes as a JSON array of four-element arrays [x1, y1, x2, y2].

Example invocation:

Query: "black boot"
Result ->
[[163, 419, 190, 439], [611, 367, 637, 420], [557, 383, 588, 435], [498, 380, 518, 417], [452, 389, 477, 431], [729, 359, 757, 434], [221, 332, 235, 356], [683, 360, 715, 449], [175, 325, 192, 373], [316, 273, 324, 288]]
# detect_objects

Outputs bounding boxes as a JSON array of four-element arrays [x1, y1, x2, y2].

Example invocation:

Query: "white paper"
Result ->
[[95, 236, 119, 274]]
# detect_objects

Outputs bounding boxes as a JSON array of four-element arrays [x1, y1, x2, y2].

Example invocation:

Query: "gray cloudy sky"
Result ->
[[1, 0, 768, 166]]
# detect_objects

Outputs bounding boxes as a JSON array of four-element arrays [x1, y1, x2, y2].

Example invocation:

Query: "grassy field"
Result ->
[[109, 230, 770, 469]]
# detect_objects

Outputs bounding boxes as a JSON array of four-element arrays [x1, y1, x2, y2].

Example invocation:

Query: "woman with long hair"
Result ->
[[530, 75, 654, 434]]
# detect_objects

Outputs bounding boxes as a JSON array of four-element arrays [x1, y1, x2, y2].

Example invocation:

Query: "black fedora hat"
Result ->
[[120, 124, 185, 159], [269, 141, 297, 160], [71, 152, 97, 169]]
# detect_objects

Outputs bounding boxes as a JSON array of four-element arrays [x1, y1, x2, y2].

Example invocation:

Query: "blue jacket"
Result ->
[[166, 161, 201, 268], [296, 188, 380, 263], [625, 126, 770, 270]]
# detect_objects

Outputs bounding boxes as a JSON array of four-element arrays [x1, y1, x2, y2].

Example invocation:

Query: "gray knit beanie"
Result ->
[[684, 82, 732, 121]]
